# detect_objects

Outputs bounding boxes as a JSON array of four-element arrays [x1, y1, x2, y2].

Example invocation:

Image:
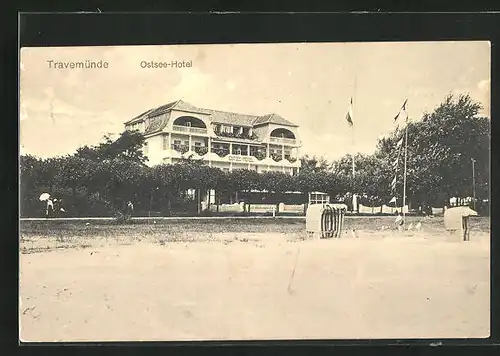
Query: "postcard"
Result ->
[[19, 41, 491, 342]]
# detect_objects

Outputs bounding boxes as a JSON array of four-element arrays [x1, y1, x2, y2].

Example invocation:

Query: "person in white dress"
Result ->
[[394, 212, 403, 231], [46, 199, 54, 217]]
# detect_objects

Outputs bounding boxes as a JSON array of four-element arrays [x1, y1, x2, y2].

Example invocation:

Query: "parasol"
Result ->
[[39, 193, 51, 201]]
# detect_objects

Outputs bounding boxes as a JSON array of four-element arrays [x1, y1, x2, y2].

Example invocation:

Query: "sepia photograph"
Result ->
[[19, 41, 491, 342]]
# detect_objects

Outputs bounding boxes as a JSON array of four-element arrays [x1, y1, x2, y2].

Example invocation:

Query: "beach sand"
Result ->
[[19, 229, 490, 341]]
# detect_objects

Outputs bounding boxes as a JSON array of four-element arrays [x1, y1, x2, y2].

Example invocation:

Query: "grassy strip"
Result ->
[[19, 216, 490, 255]]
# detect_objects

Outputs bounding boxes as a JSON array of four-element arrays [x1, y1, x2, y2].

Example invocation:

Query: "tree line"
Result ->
[[20, 94, 490, 217]]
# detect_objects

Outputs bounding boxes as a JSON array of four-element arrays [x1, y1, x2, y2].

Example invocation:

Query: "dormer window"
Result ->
[[186, 122, 192, 127]]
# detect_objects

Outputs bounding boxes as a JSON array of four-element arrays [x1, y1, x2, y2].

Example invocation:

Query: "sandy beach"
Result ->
[[19, 222, 490, 342]]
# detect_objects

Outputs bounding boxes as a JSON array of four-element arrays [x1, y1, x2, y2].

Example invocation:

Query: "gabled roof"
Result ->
[[147, 100, 212, 118], [144, 111, 171, 135], [126, 100, 299, 131], [209, 110, 257, 127], [253, 113, 298, 127], [147, 100, 182, 117], [125, 100, 209, 125], [124, 108, 156, 125]]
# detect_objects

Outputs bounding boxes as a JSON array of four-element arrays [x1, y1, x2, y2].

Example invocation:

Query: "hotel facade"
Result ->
[[124, 100, 302, 175]]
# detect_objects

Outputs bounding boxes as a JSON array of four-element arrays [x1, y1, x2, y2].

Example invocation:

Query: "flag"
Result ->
[[389, 196, 397, 204], [391, 176, 397, 190], [392, 157, 399, 168], [396, 137, 404, 148], [393, 98, 408, 123], [346, 97, 354, 127]]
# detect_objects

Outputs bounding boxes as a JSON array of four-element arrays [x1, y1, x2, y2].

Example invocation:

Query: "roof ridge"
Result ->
[[128, 101, 298, 127], [209, 108, 259, 118], [171, 99, 182, 108]]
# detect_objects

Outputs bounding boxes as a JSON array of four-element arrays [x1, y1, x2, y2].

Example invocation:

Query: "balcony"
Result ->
[[251, 151, 266, 161], [270, 137, 296, 145], [192, 146, 208, 156], [171, 144, 189, 154], [283, 155, 297, 163], [211, 147, 230, 158], [172, 125, 208, 135], [271, 153, 283, 162], [214, 129, 258, 140]]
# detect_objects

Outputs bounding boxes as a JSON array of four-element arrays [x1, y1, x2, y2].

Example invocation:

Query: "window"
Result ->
[[195, 142, 201, 147], [235, 148, 241, 155], [174, 140, 181, 145], [309, 192, 330, 205], [186, 122, 192, 127]]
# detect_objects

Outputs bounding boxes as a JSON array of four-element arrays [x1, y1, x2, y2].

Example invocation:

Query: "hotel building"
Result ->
[[124, 100, 302, 175]]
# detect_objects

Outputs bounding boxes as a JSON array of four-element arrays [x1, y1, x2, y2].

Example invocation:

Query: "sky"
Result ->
[[20, 41, 490, 161]]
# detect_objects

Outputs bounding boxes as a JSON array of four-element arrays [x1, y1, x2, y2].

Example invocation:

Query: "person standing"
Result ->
[[46, 198, 54, 218], [126, 200, 134, 219], [394, 212, 404, 231]]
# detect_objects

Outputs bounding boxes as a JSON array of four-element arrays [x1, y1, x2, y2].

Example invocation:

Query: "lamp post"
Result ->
[[471, 158, 476, 211]]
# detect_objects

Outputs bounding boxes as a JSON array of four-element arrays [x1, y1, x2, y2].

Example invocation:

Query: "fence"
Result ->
[[358, 204, 409, 215]]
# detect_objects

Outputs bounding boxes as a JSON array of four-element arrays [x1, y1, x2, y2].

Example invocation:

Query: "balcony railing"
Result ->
[[251, 151, 266, 161], [270, 137, 296, 145], [214, 130, 258, 140], [172, 125, 208, 135], [211, 147, 230, 157], [285, 155, 297, 163], [192, 146, 208, 156], [271, 153, 283, 162], [171, 144, 189, 154]]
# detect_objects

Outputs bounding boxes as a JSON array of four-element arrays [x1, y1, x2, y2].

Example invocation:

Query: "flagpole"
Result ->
[[352, 76, 357, 178], [402, 85, 409, 229], [352, 76, 357, 214], [391, 96, 408, 218], [352, 138, 355, 177], [402, 123, 408, 227]]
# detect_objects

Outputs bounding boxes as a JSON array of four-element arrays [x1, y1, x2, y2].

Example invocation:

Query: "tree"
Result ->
[[374, 93, 490, 209], [20, 155, 44, 216], [299, 154, 330, 173], [295, 170, 328, 197], [55, 155, 94, 197], [151, 164, 177, 215], [75, 130, 147, 165], [353, 155, 392, 206]]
